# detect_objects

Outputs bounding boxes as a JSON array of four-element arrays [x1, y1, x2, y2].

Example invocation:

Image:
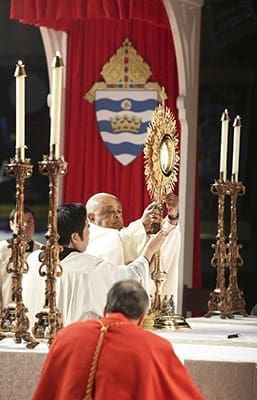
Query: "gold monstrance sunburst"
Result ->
[[144, 92, 179, 204], [143, 90, 189, 330]]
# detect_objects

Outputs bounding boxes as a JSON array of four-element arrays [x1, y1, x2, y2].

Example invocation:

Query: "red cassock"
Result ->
[[32, 313, 204, 400]]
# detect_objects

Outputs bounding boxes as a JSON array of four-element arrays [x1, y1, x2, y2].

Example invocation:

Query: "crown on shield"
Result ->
[[110, 114, 142, 133]]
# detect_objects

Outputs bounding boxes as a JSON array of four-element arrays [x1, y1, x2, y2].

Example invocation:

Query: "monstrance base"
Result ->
[[154, 313, 191, 330]]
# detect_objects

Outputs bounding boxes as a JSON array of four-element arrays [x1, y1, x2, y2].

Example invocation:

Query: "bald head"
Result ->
[[86, 193, 124, 230]]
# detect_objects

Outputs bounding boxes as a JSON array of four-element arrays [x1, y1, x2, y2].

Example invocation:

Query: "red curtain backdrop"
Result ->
[[10, 0, 178, 226], [10, 0, 201, 288], [64, 19, 178, 225]]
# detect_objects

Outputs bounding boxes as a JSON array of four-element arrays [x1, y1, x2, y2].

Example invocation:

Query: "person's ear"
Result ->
[[87, 212, 95, 223], [70, 232, 80, 247]]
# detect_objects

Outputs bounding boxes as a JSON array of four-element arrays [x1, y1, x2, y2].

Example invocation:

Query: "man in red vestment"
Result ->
[[32, 280, 204, 400]]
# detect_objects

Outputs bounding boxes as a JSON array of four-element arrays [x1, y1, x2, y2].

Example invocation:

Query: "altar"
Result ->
[[161, 315, 257, 400], [0, 315, 256, 400]]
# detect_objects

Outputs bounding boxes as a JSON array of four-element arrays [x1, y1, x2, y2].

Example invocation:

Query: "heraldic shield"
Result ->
[[95, 89, 158, 166], [85, 38, 165, 166]]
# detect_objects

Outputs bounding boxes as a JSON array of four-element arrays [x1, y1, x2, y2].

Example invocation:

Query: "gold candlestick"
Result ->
[[151, 251, 166, 312], [205, 179, 232, 318], [226, 180, 247, 316], [206, 178, 247, 319], [142, 250, 167, 329], [151, 251, 190, 330], [0, 157, 37, 345], [143, 249, 182, 330], [29, 155, 67, 347]]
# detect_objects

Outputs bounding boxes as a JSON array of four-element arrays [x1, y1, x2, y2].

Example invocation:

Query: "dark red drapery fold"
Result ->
[[10, 0, 169, 30]]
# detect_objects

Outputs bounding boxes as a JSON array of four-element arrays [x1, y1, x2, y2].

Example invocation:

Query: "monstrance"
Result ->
[[143, 90, 189, 329], [144, 92, 179, 204]]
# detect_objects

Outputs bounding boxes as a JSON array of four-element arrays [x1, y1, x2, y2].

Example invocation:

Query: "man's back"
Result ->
[[33, 313, 204, 400], [86, 223, 125, 264], [23, 250, 150, 326]]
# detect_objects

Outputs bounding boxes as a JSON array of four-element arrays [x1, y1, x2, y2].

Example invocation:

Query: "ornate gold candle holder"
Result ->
[[226, 180, 247, 316], [205, 179, 231, 318], [0, 157, 37, 345], [143, 250, 166, 329], [206, 178, 247, 319], [29, 154, 67, 347], [143, 243, 189, 330]]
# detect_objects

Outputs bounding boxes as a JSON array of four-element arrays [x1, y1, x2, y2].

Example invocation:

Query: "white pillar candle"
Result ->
[[219, 109, 230, 181], [14, 60, 27, 162], [49, 51, 64, 159], [231, 116, 242, 182]]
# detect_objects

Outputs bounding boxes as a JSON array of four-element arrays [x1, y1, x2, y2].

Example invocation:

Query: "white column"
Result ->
[[162, 0, 204, 312]]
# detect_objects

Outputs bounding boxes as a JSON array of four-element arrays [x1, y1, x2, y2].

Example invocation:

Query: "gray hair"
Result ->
[[105, 280, 149, 319]]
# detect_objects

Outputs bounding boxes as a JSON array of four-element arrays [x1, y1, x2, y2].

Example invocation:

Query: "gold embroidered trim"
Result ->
[[83, 320, 128, 400]]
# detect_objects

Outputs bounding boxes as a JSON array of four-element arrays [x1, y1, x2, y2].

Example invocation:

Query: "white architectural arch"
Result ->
[[39, 0, 204, 313], [162, 0, 203, 310]]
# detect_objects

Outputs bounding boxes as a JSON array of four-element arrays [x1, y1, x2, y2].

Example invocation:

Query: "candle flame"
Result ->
[[51, 52, 64, 69], [14, 60, 27, 78], [233, 115, 242, 127], [221, 109, 230, 122]]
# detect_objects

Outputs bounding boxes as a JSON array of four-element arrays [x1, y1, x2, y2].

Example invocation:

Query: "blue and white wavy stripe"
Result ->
[[95, 90, 157, 102], [101, 131, 146, 145], [96, 109, 154, 124], [105, 142, 144, 156], [104, 143, 144, 166], [95, 98, 157, 112]]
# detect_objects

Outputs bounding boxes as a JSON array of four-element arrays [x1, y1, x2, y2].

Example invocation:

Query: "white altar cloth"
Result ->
[[161, 315, 257, 362], [159, 316, 257, 399], [0, 315, 256, 400]]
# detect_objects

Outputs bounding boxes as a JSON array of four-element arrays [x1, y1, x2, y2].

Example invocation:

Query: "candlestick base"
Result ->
[[0, 302, 38, 347], [205, 288, 234, 319], [31, 308, 63, 341], [226, 287, 248, 317]]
